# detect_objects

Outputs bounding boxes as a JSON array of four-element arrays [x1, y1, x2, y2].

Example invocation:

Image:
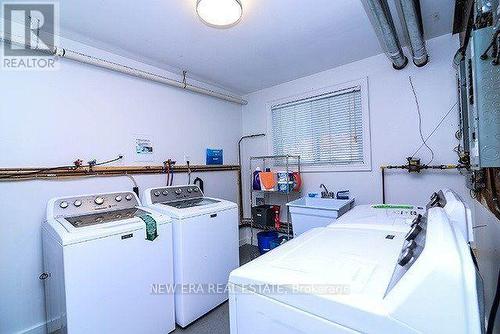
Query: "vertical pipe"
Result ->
[[237, 134, 265, 223], [361, 0, 409, 69], [382, 167, 386, 204], [395, 0, 429, 67]]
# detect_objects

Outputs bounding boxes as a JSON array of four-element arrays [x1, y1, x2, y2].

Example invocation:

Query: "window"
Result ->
[[270, 80, 370, 170]]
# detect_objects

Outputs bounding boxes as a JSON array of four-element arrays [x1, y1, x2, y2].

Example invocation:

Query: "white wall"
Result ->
[[240, 34, 465, 212], [0, 37, 242, 334]]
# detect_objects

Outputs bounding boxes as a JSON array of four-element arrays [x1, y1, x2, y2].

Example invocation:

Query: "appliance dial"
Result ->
[[73, 200, 82, 207], [115, 196, 122, 202], [193, 188, 199, 192], [94, 197, 104, 205], [404, 239, 417, 250], [398, 248, 414, 266], [429, 192, 440, 207], [175, 189, 182, 195], [154, 191, 160, 197], [187, 188, 192, 193], [125, 194, 133, 201], [162, 190, 168, 196], [59, 201, 68, 209], [411, 214, 422, 227], [405, 224, 422, 241]]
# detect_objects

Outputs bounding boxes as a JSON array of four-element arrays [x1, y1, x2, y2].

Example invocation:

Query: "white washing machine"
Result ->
[[229, 189, 483, 333], [42, 191, 175, 334], [143, 185, 239, 327]]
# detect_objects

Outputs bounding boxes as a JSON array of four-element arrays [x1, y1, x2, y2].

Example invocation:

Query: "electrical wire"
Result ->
[[408, 76, 434, 165], [410, 101, 458, 159], [93, 155, 123, 166]]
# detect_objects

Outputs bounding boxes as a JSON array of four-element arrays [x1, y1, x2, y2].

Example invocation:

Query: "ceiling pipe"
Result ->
[[1, 34, 248, 105], [361, 0, 408, 70], [395, 0, 429, 67], [56, 48, 248, 105]]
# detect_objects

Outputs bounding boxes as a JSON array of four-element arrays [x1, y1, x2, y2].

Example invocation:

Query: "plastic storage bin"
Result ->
[[257, 231, 279, 254], [287, 197, 355, 237]]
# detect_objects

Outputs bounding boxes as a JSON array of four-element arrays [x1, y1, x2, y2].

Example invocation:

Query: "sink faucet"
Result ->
[[320, 184, 334, 198]]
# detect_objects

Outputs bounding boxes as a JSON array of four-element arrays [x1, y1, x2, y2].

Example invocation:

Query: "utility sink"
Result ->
[[287, 196, 355, 237]]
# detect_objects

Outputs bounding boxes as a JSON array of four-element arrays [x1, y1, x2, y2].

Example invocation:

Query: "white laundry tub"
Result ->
[[287, 197, 355, 237]]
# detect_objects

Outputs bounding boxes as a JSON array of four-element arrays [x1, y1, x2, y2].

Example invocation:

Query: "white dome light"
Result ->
[[196, 0, 242, 28]]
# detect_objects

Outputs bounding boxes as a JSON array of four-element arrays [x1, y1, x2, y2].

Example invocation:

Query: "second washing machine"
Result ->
[[143, 185, 239, 327]]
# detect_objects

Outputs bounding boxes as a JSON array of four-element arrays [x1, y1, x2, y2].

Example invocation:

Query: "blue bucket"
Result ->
[[269, 235, 289, 250], [257, 231, 279, 254]]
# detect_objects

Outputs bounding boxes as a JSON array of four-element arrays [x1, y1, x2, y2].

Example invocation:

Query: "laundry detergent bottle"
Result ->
[[253, 167, 262, 190]]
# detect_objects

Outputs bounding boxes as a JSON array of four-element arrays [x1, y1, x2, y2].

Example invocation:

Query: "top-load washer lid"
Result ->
[[66, 207, 149, 228], [162, 197, 220, 209], [44, 191, 172, 245], [229, 226, 406, 331], [328, 204, 425, 232], [143, 185, 237, 219]]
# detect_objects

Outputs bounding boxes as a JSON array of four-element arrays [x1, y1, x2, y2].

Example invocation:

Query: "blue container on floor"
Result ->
[[257, 231, 279, 254]]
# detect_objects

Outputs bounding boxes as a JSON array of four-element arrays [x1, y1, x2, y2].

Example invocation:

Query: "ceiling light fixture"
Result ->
[[196, 0, 242, 28]]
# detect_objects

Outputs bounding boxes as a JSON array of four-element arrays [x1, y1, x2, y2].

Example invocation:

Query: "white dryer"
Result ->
[[42, 191, 175, 334], [143, 185, 239, 327], [229, 189, 483, 334]]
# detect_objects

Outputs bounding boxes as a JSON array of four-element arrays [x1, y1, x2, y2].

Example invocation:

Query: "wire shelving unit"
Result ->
[[249, 154, 301, 243]]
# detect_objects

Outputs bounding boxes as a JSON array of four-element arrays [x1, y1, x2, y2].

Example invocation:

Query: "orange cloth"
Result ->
[[293, 172, 302, 191], [259, 172, 276, 190]]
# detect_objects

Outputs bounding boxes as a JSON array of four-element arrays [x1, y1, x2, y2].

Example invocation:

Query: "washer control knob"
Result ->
[[154, 191, 160, 197], [175, 188, 182, 195], [405, 224, 422, 241], [73, 200, 82, 207], [162, 190, 169, 196], [411, 214, 422, 227], [59, 201, 69, 209], [398, 248, 414, 266], [404, 239, 417, 250], [428, 192, 441, 207], [125, 194, 133, 201], [94, 197, 104, 205], [193, 188, 199, 192], [187, 188, 192, 193], [115, 195, 122, 202]]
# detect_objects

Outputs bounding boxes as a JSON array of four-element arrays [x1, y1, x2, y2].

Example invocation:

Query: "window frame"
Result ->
[[266, 78, 372, 172]]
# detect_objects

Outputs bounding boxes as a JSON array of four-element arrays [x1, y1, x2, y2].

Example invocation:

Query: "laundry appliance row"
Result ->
[[42, 185, 239, 333]]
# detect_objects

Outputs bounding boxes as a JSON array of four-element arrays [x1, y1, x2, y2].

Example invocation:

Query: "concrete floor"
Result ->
[[171, 245, 260, 334]]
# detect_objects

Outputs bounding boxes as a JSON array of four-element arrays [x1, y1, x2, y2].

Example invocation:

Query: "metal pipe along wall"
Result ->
[[1, 33, 247, 105]]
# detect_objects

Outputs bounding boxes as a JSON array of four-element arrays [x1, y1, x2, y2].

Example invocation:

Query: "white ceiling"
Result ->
[[54, 0, 454, 94]]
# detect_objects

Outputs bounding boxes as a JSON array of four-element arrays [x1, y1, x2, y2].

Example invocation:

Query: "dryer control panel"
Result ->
[[150, 185, 203, 204]]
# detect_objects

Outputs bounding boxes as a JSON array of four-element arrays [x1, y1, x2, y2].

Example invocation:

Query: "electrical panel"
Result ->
[[461, 26, 500, 169]]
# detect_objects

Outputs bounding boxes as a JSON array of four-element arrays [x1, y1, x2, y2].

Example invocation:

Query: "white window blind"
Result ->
[[271, 87, 364, 166]]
